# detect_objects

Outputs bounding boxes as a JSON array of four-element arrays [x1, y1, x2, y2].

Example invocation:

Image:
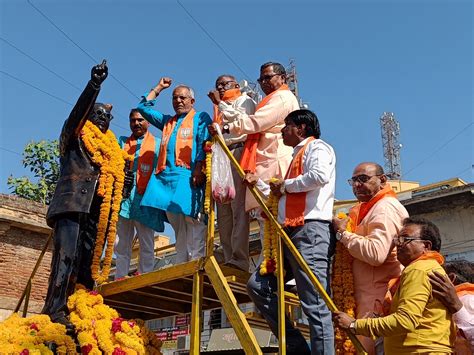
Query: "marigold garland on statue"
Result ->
[[333, 212, 356, 354], [203, 141, 213, 214], [0, 313, 76, 354], [68, 285, 162, 354], [81, 121, 132, 284], [260, 178, 280, 276]]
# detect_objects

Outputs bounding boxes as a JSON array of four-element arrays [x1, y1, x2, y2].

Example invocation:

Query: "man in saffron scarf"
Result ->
[[114, 109, 166, 280], [430, 260, 474, 353], [332, 162, 408, 353], [334, 217, 456, 354], [137, 77, 212, 264], [207, 74, 256, 271], [216, 62, 299, 213], [245, 109, 336, 354], [43, 61, 112, 326]]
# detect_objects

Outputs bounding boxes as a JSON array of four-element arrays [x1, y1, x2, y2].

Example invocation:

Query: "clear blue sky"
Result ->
[[1, 0, 472, 240]]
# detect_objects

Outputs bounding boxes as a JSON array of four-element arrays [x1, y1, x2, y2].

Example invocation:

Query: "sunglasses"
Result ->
[[347, 174, 382, 186], [257, 73, 281, 83], [93, 108, 113, 121], [395, 235, 425, 246]]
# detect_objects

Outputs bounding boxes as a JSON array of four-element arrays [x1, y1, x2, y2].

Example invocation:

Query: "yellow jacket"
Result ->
[[355, 258, 455, 354]]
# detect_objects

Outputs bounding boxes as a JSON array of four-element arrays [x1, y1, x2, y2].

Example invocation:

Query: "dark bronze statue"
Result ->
[[42, 61, 112, 326]]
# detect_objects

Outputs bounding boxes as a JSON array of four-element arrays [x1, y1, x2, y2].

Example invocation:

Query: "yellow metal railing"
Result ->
[[210, 132, 367, 354]]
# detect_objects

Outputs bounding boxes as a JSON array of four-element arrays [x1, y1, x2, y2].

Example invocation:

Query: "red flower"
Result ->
[[266, 259, 276, 274], [20, 350, 29, 355], [29, 323, 39, 331], [111, 318, 124, 333], [128, 321, 136, 328], [81, 344, 93, 355], [112, 347, 126, 355], [89, 290, 99, 296]]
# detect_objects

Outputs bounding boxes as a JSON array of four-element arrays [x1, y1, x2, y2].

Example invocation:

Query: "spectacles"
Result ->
[[93, 108, 113, 121], [347, 174, 382, 186], [257, 73, 280, 83], [216, 80, 236, 89], [395, 235, 424, 246]]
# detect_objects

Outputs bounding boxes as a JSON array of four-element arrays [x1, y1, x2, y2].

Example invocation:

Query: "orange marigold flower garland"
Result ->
[[0, 313, 76, 354], [203, 141, 213, 214], [333, 212, 356, 354], [81, 121, 132, 284], [68, 286, 163, 354], [260, 178, 280, 276]]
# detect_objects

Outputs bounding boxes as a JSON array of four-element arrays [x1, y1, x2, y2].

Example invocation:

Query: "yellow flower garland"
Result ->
[[68, 286, 163, 354], [0, 313, 76, 354], [260, 178, 280, 276], [203, 141, 213, 214], [81, 121, 132, 284], [333, 212, 356, 354]]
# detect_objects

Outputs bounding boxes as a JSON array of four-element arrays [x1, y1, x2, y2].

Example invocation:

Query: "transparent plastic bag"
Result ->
[[211, 125, 236, 204]]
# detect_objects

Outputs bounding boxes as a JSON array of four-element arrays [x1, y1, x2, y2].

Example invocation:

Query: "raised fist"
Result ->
[[158, 77, 172, 90], [91, 60, 108, 86], [207, 90, 221, 105]]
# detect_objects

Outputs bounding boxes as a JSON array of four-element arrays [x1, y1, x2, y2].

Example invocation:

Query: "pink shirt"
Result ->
[[222, 89, 300, 210]]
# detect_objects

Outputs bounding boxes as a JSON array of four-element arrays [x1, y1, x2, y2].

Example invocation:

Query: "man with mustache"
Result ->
[[114, 109, 166, 280], [137, 78, 212, 264]]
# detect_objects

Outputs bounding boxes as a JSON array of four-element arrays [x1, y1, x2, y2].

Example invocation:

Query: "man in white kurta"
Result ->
[[208, 75, 256, 271]]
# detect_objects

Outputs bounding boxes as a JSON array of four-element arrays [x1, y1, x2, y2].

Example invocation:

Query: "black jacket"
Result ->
[[46, 80, 101, 227]]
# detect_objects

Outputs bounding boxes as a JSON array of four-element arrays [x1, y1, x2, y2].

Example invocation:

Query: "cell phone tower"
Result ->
[[286, 59, 309, 108], [380, 112, 402, 179]]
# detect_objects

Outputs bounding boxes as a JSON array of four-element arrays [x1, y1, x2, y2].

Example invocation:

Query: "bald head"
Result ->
[[351, 162, 387, 202]]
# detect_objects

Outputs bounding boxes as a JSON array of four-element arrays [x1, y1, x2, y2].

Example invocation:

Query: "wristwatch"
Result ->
[[349, 320, 356, 334], [335, 230, 344, 241], [222, 123, 230, 134]]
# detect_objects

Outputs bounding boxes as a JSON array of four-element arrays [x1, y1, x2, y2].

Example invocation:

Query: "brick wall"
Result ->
[[0, 194, 51, 320]]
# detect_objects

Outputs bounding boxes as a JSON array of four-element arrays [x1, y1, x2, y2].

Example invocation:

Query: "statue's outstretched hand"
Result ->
[[91, 60, 108, 85]]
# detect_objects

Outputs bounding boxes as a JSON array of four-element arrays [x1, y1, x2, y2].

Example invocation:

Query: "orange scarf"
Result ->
[[123, 131, 156, 194], [382, 251, 445, 315], [283, 137, 315, 227], [156, 109, 195, 174], [349, 184, 397, 227], [456, 283, 474, 297], [240, 84, 290, 173], [213, 88, 242, 125]]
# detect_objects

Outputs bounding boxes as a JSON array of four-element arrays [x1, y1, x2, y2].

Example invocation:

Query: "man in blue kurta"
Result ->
[[137, 77, 212, 264], [114, 109, 166, 279]]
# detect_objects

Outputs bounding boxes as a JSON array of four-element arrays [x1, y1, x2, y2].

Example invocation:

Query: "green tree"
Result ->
[[7, 140, 60, 205]]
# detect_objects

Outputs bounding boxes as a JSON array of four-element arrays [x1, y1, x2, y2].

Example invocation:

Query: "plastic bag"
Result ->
[[211, 125, 236, 204]]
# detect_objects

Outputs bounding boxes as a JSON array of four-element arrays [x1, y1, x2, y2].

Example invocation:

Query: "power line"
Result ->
[[0, 146, 22, 156], [26, 0, 139, 100], [1, 37, 82, 91], [176, 0, 251, 81], [0, 70, 128, 132], [403, 122, 473, 178]]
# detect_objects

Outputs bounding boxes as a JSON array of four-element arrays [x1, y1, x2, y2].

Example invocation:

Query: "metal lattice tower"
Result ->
[[380, 112, 402, 179], [286, 59, 308, 108]]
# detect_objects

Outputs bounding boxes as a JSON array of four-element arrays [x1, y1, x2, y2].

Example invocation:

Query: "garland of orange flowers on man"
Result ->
[[0, 122, 163, 354]]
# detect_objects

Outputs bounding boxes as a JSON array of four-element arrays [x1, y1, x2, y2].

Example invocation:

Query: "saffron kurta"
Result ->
[[137, 98, 212, 219]]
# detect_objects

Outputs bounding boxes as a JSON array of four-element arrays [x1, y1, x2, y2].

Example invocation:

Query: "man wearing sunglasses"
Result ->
[[43, 61, 113, 328], [207, 74, 256, 271], [332, 162, 408, 354]]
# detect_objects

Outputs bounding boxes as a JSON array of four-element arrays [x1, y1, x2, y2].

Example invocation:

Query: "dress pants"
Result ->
[[114, 216, 156, 279], [247, 220, 335, 355], [166, 212, 206, 264], [216, 146, 250, 271]]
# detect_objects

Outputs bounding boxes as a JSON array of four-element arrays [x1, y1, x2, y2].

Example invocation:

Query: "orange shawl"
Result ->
[[383, 251, 445, 315], [240, 84, 290, 173], [156, 109, 195, 174], [123, 131, 156, 194], [283, 137, 315, 227], [213, 88, 242, 125], [348, 184, 397, 227], [456, 283, 474, 297]]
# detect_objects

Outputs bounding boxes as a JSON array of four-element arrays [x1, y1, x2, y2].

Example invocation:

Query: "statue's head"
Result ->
[[89, 103, 113, 133]]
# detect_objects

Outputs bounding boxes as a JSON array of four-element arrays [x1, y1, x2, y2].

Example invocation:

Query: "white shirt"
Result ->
[[256, 137, 336, 223], [218, 93, 256, 145], [454, 294, 474, 349]]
